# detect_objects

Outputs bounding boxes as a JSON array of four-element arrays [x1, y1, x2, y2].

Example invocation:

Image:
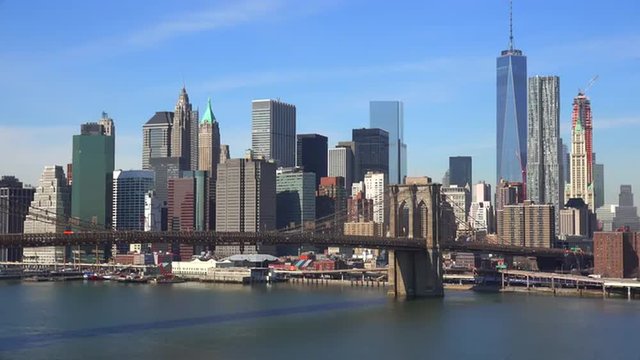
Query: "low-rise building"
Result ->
[[171, 258, 232, 277]]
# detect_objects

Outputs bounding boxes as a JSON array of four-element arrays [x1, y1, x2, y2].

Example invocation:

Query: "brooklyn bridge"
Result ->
[[0, 182, 588, 298]]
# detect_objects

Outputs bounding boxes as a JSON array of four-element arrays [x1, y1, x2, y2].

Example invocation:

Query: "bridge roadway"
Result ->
[[0, 231, 588, 259]]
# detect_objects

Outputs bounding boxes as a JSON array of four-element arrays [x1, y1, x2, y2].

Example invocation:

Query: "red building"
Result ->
[[347, 191, 373, 223], [168, 178, 195, 260], [594, 231, 640, 278]]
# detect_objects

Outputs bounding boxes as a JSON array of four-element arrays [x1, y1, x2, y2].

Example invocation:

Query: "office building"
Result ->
[[527, 76, 562, 221], [168, 171, 209, 260], [567, 91, 595, 209], [198, 98, 220, 230], [148, 157, 181, 227], [216, 155, 277, 256], [220, 145, 230, 164], [474, 181, 492, 203], [469, 201, 494, 234], [316, 176, 347, 233], [596, 205, 616, 232], [613, 185, 640, 231], [144, 190, 162, 232], [0, 176, 35, 261], [71, 114, 115, 230], [276, 168, 316, 230], [442, 185, 471, 235], [352, 128, 389, 182], [499, 201, 555, 248], [594, 231, 640, 278], [328, 145, 354, 191], [347, 191, 373, 223], [171, 87, 199, 170], [369, 101, 406, 184], [142, 111, 172, 170], [593, 164, 605, 210], [22, 166, 70, 263], [296, 134, 328, 188], [363, 171, 386, 226], [496, 180, 524, 210], [558, 198, 591, 239], [251, 99, 296, 167], [449, 156, 472, 189], [496, 3, 527, 185], [112, 170, 155, 231]]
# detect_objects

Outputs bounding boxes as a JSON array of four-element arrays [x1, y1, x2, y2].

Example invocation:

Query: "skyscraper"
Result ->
[[198, 98, 220, 230], [352, 128, 389, 182], [0, 176, 34, 261], [171, 87, 199, 170], [198, 98, 221, 176], [567, 92, 595, 209], [496, 3, 527, 186], [328, 146, 354, 191], [276, 168, 316, 230], [613, 185, 640, 231], [112, 170, 155, 231], [594, 163, 605, 210], [363, 171, 386, 226], [449, 156, 472, 189], [251, 99, 296, 167], [22, 166, 70, 263], [71, 114, 115, 230], [142, 111, 172, 170], [527, 76, 561, 219], [296, 134, 328, 189], [369, 101, 407, 184], [216, 156, 276, 256]]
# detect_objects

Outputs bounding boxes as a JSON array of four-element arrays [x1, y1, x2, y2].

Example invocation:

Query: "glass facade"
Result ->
[[527, 76, 561, 233], [71, 122, 115, 230], [449, 156, 472, 189], [352, 128, 389, 183], [112, 170, 155, 231], [251, 99, 296, 168], [496, 50, 527, 185], [369, 101, 406, 184]]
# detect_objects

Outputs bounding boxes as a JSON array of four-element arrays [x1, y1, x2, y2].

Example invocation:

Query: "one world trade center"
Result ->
[[496, 2, 527, 187]]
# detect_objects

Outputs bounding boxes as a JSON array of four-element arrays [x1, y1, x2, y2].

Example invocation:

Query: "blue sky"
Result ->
[[1, 0, 639, 205]]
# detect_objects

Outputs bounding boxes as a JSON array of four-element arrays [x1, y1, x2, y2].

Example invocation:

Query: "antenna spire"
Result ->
[[509, 0, 514, 51]]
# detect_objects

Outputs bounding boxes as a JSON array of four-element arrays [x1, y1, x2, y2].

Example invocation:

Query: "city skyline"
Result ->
[[1, 1, 639, 205]]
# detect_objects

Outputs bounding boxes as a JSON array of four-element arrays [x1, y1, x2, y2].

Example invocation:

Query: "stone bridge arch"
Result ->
[[387, 179, 444, 298]]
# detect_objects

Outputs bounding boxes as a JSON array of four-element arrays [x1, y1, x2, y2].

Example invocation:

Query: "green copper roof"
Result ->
[[574, 119, 583, 132], [201, 98, 216, 124]]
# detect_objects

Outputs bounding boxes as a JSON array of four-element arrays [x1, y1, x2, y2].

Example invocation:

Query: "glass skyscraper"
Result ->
[[370, 101, 406, 184], [496, 22, 527, 186], [251, 99, 296, 168], [527, 76, 561, 230]]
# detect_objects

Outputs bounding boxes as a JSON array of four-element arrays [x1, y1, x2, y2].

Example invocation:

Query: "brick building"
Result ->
[[594, 231, 640, 278]]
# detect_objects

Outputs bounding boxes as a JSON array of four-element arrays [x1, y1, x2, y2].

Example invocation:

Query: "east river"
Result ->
[[1, 281, 639, 359]]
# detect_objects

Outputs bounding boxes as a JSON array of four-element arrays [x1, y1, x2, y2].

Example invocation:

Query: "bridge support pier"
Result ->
[[387, 249, 443, 299]]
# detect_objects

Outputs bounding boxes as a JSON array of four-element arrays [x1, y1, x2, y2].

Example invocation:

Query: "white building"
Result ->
[[328, 147, 354, 191], [364, 172, 386, 225], [171, 258, 232, 277], [442, 185, 471, 233], [469, 201, 494, 234], [23, 166, 71, 264], [351, 181, 364, 197]]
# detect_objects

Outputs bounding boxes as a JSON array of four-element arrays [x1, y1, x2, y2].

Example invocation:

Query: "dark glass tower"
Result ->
[[296, 134, 328, 189], [496, 3, 527, 186], [352, 128, 389, 182], [449, 156, 472, 188], [370, 101, 406, 184]]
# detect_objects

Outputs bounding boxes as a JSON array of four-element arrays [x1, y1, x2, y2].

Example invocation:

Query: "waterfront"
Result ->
[[1, 282, 639, 359]]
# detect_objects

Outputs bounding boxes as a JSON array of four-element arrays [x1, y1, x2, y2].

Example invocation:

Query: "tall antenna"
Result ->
[[509, 0, 514, 51]]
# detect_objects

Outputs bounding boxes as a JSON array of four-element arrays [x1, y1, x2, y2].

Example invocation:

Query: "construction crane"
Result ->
[[579, 75, 599, 95]]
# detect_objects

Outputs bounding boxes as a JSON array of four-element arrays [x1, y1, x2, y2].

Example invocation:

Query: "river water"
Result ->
[[0, 281, 639, 359]]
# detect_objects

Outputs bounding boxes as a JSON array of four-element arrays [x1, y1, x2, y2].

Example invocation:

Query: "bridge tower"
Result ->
[[387, 179, 449, 298]]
